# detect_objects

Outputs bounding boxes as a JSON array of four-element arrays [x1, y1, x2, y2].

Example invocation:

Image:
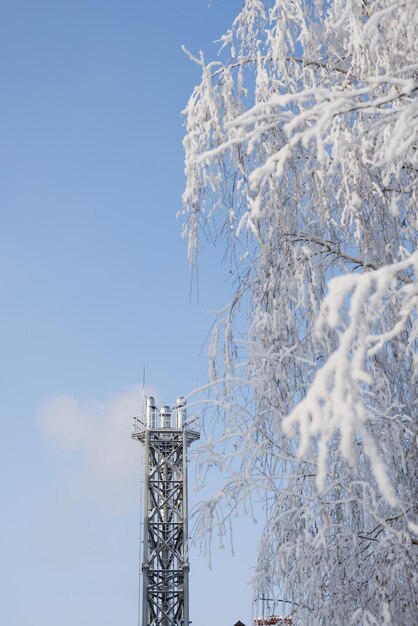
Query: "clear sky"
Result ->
[[0, 2, 258, 625]]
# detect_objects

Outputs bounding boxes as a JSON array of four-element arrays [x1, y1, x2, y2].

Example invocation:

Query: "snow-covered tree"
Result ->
[[182, 1, 418, 624]]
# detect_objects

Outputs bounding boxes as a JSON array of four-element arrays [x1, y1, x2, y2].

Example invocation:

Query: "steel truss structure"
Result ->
[[133, 398, 199, 626]]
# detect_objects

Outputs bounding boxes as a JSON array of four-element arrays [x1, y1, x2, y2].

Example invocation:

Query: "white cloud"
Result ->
[[39, 385, 147, 513]]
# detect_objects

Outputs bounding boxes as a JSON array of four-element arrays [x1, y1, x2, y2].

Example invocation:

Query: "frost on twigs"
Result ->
[[284, 253, 418, 506], [182, 1, 418, 623]]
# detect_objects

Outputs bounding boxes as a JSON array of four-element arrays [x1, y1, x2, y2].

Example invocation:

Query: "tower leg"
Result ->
[[142, 429, 150, 626], [183, 428, 189, 626]]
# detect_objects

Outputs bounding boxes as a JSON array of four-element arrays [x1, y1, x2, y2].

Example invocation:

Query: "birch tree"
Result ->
[[182, 2, 418, 624]]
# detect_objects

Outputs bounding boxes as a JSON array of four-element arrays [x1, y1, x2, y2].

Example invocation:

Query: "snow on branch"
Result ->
[[284, 253, 418, 504], [182, 1, 418, 622]]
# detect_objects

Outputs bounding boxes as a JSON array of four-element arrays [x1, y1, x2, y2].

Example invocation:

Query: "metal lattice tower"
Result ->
[[132, 396, 199, 626]]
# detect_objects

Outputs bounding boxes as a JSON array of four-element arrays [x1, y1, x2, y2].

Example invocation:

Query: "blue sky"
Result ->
[[0, 2, 258, 625]]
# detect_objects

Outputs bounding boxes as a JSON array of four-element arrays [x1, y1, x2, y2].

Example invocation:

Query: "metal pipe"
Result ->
[[175, 396, 186, 429], [146, 396, 156, 429]]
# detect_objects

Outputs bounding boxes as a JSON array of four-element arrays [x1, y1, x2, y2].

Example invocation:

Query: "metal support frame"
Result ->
[[133, 398, 199, 626]]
